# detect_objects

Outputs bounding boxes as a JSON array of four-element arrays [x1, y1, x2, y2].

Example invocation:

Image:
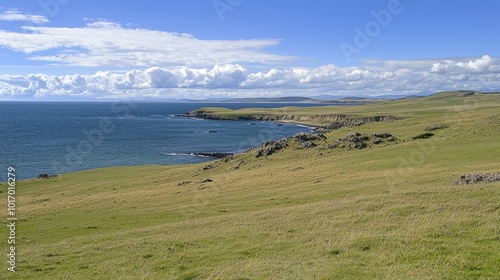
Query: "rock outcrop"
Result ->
[[193, 152, 233, 159], [425, 124, 448, 131], [202, 164, 213, 170], [453, 172, 500, 185], [255, 139, 288, 158], [373, 132, 392, 138], [412, 133, 434, 140], [37, 173, 57, 179], [328, 132, 397, 150], [293, 132, 327, 142]]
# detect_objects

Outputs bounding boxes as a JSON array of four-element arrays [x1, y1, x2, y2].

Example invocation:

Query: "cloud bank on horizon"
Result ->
[[0, 8, 499, 100]]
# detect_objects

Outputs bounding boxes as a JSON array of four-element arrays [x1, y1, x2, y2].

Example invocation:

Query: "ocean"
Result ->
[[0, 101, 329, 180]]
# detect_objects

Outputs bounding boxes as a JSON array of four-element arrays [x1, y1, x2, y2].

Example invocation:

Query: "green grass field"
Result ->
[[1, 91, 499, 279]]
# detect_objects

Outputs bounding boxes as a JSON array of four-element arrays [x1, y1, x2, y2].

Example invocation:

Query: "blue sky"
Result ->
[[0, 0, 499, 100]]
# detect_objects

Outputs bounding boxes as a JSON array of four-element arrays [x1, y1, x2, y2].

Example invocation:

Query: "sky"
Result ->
[[0, 0, 499, 100]]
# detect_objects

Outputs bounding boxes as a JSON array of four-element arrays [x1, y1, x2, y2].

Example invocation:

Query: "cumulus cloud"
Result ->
[[431, 55, 496, 74], [1, 55, 499, 99], [0, 9, 49, 24], [0, 20, 295, 68], [0, 65, 250, 98]]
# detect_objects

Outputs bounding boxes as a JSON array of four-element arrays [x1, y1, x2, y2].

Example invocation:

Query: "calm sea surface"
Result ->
[[0, 101, 332, 179]]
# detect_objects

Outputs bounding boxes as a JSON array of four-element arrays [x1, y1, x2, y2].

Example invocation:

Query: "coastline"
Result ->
[[13, 91, 500, 279], [184, 108, 402, 133], [175, 113, 321, 128], [182, 110, 326, 131], [7, 108, 314, 181]]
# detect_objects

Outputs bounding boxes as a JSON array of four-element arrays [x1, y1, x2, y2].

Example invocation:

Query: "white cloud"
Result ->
[[1, 55, 499, 99], [0, 9, 49, 24], [431, 55, 496, 74], [0, 20, 295, 68]]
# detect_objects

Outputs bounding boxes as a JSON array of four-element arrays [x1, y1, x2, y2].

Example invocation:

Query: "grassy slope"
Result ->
[[1, 91, 499, 279]]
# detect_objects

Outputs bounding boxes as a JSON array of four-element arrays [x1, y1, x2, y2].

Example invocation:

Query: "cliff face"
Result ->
[[188, 111, 242, 121], [188, 110, 401, 130]]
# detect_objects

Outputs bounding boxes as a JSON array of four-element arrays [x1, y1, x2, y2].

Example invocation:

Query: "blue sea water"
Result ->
[[0, 101, 330, 180]]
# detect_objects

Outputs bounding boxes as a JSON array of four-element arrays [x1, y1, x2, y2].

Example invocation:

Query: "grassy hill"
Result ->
[[1, 91, 499, 279]]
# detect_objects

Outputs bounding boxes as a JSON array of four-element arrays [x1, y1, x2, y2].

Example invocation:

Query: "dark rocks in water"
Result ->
[[425, 124, 448, 131], [277, 124, 284, 126], [194, 130, 219, 134], [250, 123, 256, 125], [453, 172, 500, 185], [256, 139, 288, 158], [194, 152, 233, 158], [412, 133, 434, 139], [37, 173, 57, 179]]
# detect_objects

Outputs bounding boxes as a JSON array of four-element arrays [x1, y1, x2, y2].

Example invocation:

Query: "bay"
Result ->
[[0, 101, 329, 179]]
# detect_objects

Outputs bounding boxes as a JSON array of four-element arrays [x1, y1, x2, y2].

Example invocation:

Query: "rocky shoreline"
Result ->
[[176, 110, 403, 159], [193, 152, 233, 159]]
